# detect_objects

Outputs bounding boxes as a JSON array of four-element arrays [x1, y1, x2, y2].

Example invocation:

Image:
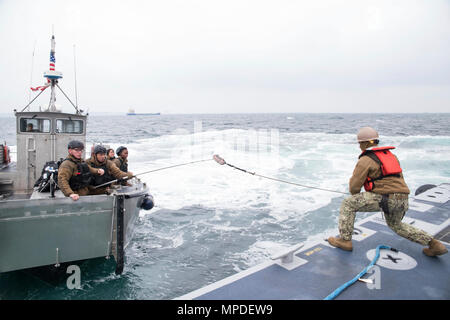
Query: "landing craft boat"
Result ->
[[0, 34, 153, 275], [178, 183, 450, 300]]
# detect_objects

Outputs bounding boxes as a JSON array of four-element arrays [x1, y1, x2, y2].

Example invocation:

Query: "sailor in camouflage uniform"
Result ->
[[58, 140, 104, 201], [112, 146, 134, 186], [112, 146, 133, 175], [328, 127, 447, 257]]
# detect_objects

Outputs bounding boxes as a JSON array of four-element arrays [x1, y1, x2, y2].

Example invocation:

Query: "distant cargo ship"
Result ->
[[126, 108, 160, 116]]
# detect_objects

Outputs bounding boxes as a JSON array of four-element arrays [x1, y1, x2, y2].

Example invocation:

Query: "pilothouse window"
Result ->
[[20, 118, 50, 133], [56, 119, 83, 134]]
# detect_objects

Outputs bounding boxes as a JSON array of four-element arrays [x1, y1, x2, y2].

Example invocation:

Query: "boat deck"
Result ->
[[178, 184, 450, 300]]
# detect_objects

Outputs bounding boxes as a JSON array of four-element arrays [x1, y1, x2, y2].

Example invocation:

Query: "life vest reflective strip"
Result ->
[[359, 146, 402, 191]]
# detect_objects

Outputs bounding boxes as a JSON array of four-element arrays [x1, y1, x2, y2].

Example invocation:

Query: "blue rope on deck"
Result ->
[[324, 244, 395, 300]]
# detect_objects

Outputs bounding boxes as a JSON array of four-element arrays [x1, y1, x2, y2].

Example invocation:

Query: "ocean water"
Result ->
[[1, 113, 450, 299]]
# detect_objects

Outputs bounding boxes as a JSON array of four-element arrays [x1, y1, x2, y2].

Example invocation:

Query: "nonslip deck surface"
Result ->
[[179, 184, 450, 300]]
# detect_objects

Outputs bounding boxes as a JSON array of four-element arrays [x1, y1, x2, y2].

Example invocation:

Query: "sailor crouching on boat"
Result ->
[[328, 127, 448, 257], [58, 140, 105, 201], [86, 145, 133, 195]]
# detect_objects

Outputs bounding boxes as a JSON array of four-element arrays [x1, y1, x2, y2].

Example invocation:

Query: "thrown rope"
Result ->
[[135, 158, 213, 176], [213, 154, 349, 195]]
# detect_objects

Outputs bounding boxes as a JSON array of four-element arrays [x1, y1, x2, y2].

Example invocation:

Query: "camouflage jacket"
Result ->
[[58, 154, 101, 196], [86, 156, 132, 182], [112, 156, 128, 173]]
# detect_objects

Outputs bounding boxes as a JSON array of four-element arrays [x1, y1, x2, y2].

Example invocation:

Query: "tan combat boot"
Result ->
[[423, 239, 448, 257], [327, 236, 353, 251]]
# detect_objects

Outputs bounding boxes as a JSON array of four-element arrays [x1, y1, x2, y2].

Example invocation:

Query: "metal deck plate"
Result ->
[[406, 204, 449, 225], [414, 187, 450, 204]]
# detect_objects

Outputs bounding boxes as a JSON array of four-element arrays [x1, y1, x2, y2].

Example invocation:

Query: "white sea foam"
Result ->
[[126, 130, 450, 219]]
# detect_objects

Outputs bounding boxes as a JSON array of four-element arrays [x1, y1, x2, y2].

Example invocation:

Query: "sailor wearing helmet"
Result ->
[[328, 127, 447, 257], [58, 140, 105, 201], [112, 146, 134, 186], [112, 146, 133, 175]]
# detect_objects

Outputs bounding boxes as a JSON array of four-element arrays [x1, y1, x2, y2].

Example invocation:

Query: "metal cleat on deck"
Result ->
[[271, 243, 308, 271]]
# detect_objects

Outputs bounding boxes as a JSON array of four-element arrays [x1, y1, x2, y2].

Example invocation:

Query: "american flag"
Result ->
[[30, 36, 55, 91], [30, 84, 49, 91], [49, 50, 55, 71]]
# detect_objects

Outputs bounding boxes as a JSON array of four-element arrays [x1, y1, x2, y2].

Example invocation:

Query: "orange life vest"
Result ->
[[3, 145, 10, 164], [359, 146, 402, 191]]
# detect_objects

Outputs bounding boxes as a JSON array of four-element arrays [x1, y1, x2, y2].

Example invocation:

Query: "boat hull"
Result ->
[[0, 181, 149, 273]]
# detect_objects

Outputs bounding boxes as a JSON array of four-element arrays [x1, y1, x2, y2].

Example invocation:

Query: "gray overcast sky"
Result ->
[[0, 0, 449, 114]]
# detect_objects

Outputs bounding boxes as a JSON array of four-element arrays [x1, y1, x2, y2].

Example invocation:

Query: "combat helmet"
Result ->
[[357, 127, 379, 142], [93, 145, 107, 154], [116, 146, 127, 156], [68, 140, 84, 150]]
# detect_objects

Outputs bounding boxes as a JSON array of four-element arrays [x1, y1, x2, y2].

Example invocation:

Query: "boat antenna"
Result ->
[[28, 40, 37, 107], [73, 44, 79, 109]]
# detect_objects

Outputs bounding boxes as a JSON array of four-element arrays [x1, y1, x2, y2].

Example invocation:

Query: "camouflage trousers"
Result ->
[[339, 192, 433, 246]]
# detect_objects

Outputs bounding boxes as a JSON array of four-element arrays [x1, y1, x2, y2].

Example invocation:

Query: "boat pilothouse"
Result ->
[[0, 33, 154, 275], [14, 111, 87, 195]]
